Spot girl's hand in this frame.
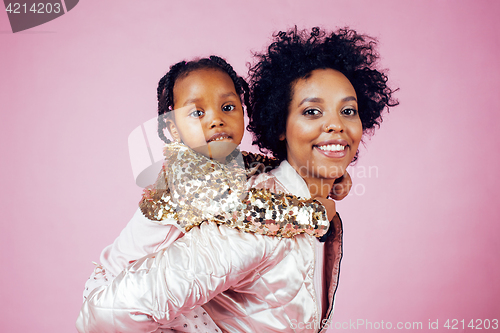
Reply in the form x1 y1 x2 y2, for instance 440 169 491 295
314 197 337 222
329 171 352 201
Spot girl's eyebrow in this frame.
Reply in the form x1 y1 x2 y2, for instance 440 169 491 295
220 92 238 98
182 99 200 107
182 92 237 107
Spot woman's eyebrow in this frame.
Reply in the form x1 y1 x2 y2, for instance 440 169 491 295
298 97 323 106
342 96 357 102
298 96 357 107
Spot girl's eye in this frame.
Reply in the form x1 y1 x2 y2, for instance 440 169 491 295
342 108 358 116
303 108 321 116
189 110 204 118
222 104 235 112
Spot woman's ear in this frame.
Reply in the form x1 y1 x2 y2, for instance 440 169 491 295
166 118 181 142
279 133 286 141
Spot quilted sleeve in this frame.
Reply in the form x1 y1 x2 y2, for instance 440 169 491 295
76 222 280 333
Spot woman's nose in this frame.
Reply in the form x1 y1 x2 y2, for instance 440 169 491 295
323 113 344 133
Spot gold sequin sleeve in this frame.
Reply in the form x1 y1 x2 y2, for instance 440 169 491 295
139 176 177 222
140 186 330 238
139 143 330 238
209 188 329 237
241 151 281 175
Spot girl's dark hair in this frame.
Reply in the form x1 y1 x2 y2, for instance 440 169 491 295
247 27 399 161
157 55 251 143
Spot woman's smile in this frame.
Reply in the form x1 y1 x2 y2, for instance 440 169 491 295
314 139 349 158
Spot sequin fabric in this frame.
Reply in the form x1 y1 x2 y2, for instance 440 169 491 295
139 142 329 238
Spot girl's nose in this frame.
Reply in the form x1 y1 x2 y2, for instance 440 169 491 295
208 110 225 128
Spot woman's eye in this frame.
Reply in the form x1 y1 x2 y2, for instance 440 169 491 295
189 110 204 118
342 108 358 116
222 104 235 112
303 108 321 116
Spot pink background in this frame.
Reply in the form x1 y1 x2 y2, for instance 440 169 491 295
1 1 499 332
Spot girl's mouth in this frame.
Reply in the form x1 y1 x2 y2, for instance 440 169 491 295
207 133 231 143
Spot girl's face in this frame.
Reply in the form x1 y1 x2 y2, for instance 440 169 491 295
167 68 245 161
283 68 363 197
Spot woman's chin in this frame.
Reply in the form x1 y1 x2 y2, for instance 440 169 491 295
314 164 347 181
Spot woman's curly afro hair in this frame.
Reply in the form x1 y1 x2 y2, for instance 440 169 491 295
247 27 398 161
156 55 251 143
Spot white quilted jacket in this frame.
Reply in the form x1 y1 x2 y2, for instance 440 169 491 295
76 161 343 333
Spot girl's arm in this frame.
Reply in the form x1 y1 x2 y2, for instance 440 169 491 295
76 222 281 333
141 145 343 237
141 186 331 238
140 147 333 238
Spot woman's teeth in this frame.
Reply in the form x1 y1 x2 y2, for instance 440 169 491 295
318 144 345 151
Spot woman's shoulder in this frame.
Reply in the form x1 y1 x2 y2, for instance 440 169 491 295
247 171 279 191
246 160 289 195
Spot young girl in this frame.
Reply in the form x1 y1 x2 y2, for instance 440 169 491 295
78 55 350 333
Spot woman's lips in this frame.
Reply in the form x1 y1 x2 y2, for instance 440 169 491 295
314 139 349 158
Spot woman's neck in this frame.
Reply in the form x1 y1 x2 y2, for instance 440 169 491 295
302 176 334 198
285 161 335 198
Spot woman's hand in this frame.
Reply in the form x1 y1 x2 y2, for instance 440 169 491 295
314 197 337 222
329 171 352 201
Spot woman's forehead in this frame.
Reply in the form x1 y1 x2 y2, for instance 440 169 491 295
290 69 356 101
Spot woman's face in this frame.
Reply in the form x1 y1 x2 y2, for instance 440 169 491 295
284 68 363 197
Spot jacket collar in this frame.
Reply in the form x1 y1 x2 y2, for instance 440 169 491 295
271 160 311 199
